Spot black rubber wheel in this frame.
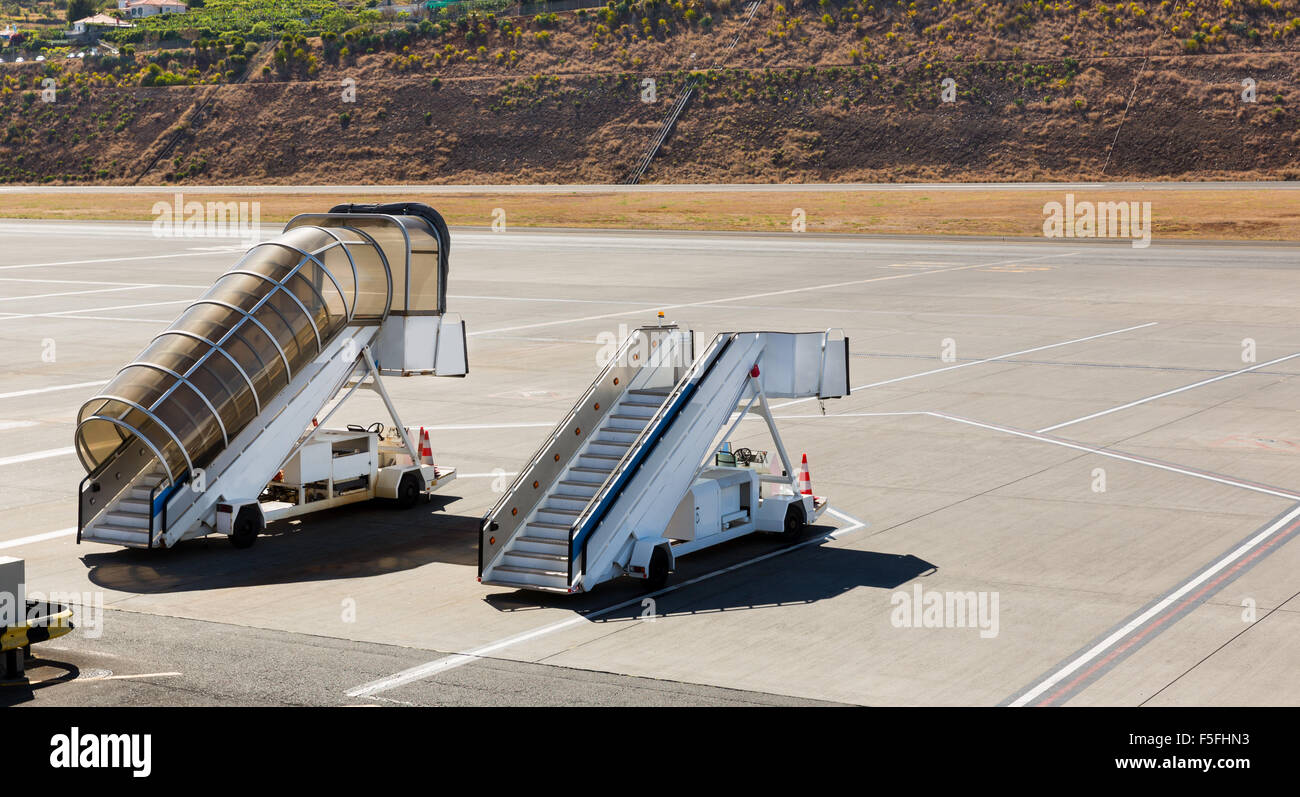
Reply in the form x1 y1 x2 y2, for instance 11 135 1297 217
782 505 807 544
394 472 422 510
645 547 670 591
229 507 262 549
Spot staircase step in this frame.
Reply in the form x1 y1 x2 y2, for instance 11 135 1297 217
557 480 600 495
481 578 571 594
104 511 149 529
526 520 570 532
496 564 568 579
570 466 615 479
81 524 152 547
505 550 569 564
536 507 580 525
596 428 641 442
517 535 568 547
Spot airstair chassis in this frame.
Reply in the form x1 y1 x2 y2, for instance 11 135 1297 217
480 327 849 594
76 203 466 550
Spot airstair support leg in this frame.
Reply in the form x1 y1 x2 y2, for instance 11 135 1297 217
362 346 419 462
753 381 798 488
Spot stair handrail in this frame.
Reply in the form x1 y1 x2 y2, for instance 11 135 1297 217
568 332 738 586
479 325 678 576
147 473 187 550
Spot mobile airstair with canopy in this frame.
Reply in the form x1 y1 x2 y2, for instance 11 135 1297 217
75 202 468 550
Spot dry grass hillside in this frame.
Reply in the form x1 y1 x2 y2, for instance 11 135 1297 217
0 0 1297 184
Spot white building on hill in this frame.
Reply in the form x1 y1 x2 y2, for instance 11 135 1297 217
117 0 188 18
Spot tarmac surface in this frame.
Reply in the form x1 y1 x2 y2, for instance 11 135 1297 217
2 218 1299 706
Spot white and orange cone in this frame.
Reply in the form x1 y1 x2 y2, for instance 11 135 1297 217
419 427 435 466
798 453 813 496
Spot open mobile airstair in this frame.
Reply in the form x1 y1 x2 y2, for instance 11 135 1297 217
75 202 468 549
479 325 851 593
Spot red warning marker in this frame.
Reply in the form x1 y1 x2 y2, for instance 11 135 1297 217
798 453 813 496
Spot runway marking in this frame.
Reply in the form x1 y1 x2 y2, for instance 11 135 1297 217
0 285 157 302
449 294 664 307
31 314 174 324
0 420 39 431
0 252 193 272
0 298 194 322
783 410 1300 501
1005 501 1300 707
100 671 183 681
0 277 209 288
772 321 1158 410
0 446 75 467
426 422 554 430
345 507 868 698
469 252 1080 337
0 380 105 400
1037 350 1300 433
0 527 76 550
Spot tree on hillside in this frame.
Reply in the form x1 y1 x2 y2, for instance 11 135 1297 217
66 0 94 23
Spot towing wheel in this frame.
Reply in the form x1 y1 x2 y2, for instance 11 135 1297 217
645 547 671 592
394 472 422 510
230 507 263 549
782 505 807 544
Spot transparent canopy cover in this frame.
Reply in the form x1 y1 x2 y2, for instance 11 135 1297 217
75 209 446 482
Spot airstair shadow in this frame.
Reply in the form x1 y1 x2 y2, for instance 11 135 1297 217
485 526 937 618
82 497 478 594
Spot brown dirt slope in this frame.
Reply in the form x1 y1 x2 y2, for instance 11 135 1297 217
0 0 1297 184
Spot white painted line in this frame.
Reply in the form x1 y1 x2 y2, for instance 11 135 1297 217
0 527 76 550
773 321 1158 409
772 412 928 420
449 294 661 307
346 508 868 698
33 315 173 324
1037 350 1300 433
454 471 520 479
0 298 194 322
930 412 1300 500
0 380 105 400
426 423 554 430
0 285 156 302
772 409 1300 500
1008 502 1300 707
0 252 191 272
469 252 1080 337
0 277 208 288
0 420 40 431
99 672 183 681
0 446 74 467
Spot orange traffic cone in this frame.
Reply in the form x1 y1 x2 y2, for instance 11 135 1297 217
798 453 813 496
419 427 435 466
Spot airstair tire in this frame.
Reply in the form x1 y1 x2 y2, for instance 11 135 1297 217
229 506 263 549
394 472 422 510
645 546 671 591
782 505 807 544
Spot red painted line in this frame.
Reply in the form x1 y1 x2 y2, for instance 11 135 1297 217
1035 515 1300 706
